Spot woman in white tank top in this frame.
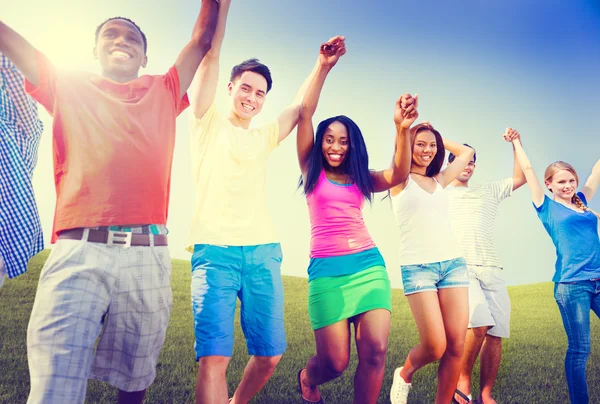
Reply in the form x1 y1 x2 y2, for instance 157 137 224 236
388 122 476 404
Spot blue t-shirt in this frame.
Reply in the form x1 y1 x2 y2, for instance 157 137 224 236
535 192 600 282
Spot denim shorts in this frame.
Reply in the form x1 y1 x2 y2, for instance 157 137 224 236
401 257 468 295
191 243 286 359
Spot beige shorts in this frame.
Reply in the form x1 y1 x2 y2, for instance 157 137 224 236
27 237 172 403
467 265 511 338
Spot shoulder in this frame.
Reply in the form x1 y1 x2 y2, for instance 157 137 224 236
577 191 588 206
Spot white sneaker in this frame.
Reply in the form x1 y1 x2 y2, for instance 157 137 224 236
390 367 412 404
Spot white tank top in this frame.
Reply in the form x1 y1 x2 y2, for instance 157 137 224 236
391 176 462 265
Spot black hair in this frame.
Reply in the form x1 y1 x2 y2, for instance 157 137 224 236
299 115 374 202
448 143 476 163
410 123 446 177
230 59 273 93
95 17 147 53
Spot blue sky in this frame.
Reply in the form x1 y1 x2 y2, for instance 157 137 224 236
4 0 600 287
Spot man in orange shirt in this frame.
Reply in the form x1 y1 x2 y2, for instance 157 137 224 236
0 2 218 403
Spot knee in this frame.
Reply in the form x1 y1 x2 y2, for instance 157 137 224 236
322 354 350 377
445 338 466 358
198 356 231 370
567 340 591 358
198 356 229 372
359 340 388 369
254 355 282 373
422 339 447 362
472 326 490 339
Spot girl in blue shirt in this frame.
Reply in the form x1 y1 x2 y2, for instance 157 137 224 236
508 132 600 404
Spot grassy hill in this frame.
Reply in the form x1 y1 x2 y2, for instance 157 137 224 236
1 251 599 403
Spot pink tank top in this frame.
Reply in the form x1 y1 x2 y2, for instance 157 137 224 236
306 170 376 258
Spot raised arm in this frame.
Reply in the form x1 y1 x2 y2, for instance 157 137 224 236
281 36 346 145
174 0 220 98
582 159 600 202
0 22 40 86
504 133 545 207
297 37 345 175
504 128 527 191
191 0 230 119
370 94 417 192
0 54 43 136
436 139 475 187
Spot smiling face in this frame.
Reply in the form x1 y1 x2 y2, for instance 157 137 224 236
228 71 268 121
321 120 349 168
94 19 147 82
412 130 437 168
456 160 476 182
546 169 578 201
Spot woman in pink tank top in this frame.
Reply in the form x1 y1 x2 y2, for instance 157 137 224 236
295 36 417 404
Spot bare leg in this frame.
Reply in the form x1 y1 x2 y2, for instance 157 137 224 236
118 389 146 404
436 287 469 404
478 335 501 404
230 355 282 404
456 326 489 404
353 309 391 404
399 291 447 384
300 320 351 402
196 356 230 404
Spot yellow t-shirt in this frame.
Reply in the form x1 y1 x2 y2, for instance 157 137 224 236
187 104 280 249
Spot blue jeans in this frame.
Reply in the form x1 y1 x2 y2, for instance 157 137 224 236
554 280 600 404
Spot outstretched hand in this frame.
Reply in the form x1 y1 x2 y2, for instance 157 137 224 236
394 93 419 129
503 127 520 142
319 36 346 68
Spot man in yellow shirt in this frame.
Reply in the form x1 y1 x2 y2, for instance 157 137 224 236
187 2 323 403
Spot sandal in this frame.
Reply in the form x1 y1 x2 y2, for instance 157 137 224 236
297 369 324 404
451 389 472 404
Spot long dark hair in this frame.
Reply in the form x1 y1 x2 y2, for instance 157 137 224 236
410 122 445 177
299 115 374 201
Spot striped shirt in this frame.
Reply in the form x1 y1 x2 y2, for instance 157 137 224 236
447 178 513 269
0 54 44 278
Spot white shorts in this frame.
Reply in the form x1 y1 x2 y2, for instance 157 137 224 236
26 238 173 403
467 265 511 338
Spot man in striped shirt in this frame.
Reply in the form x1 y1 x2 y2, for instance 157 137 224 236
447 129 526 404
0 53 44 288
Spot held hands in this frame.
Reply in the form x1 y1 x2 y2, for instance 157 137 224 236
394 93 419 129
319 36 346 68
502 127 520 143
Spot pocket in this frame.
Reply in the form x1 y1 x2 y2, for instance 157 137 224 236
151 246 172 282
401 263 426 272
39 239 88 282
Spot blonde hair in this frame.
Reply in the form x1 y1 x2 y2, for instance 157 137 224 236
544 161 600 219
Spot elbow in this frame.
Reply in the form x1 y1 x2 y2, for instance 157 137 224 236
192 33 213 54
299 104 313 120
391 165 410 186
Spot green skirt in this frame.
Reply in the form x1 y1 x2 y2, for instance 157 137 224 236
307 265 392 330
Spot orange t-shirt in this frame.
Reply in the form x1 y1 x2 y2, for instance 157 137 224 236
25 52 189 242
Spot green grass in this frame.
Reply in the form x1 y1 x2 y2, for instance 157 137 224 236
1 251 599 403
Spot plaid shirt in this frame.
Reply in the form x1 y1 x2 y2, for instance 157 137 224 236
0 54 44 278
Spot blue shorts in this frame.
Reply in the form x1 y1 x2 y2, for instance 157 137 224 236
401 257 468 295
191 243 287 359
